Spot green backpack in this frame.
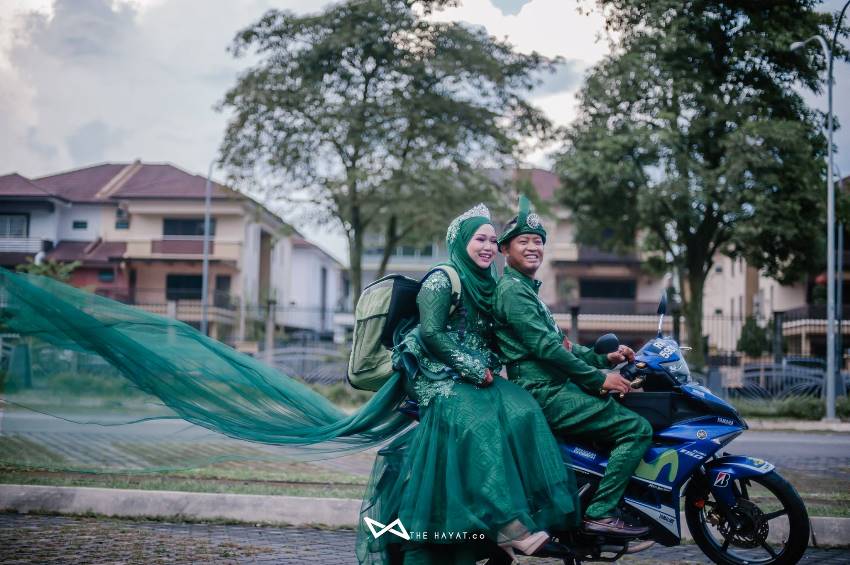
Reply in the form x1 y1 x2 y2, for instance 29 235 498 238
347 266 462 391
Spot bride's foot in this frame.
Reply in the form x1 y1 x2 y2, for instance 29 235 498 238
498 530 550 558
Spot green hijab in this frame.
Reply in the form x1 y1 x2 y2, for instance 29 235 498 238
444 203 497 314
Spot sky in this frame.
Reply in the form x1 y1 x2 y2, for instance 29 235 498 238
1 0 848 263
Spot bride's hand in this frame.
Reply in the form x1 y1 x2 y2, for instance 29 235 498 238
481 368 494 387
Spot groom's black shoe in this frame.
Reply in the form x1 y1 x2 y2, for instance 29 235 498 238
582 516 649 537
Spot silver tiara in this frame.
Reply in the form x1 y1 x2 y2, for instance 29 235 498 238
446 203 491 246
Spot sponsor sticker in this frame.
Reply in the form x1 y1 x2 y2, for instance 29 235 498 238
713 472 730 487
572 447 596 460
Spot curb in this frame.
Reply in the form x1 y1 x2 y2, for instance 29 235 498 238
0 485 360 528
745 419 850 433
2 485 849 547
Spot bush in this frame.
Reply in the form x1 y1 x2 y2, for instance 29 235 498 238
837 396 850 420
310 382 373 408
737 316 770 357
732 396 825 420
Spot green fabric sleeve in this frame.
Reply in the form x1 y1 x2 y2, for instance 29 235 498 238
571 343 611 370
417 272 489 385
501 284 606 393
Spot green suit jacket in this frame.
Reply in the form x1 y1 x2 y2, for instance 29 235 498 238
493 266 610 394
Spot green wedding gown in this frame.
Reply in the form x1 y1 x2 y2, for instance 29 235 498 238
356 269 580 564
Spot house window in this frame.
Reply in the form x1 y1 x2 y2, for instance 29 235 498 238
115 208 130 229
0 214 28 237
72 220 88 230
163 218 215 237
579 279 636 299
166 274 203 300
98 269 115 283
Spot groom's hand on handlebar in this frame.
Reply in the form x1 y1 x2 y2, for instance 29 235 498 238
601 372 631 396
607 345 635 365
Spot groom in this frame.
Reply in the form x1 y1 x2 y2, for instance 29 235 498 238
493 196 652 537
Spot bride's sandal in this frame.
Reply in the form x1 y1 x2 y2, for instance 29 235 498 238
498 530 550 559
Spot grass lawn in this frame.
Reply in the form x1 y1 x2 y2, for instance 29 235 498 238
2 463 847 518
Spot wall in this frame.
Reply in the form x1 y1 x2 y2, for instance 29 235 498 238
56 204 103 242
286 247 341 332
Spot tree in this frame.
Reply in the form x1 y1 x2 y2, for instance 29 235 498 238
737 316 769 358
555 0 848 368
219 0 555 300
16 258 80 282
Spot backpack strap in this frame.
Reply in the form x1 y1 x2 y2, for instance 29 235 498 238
422 265 467 341
423 265 462 315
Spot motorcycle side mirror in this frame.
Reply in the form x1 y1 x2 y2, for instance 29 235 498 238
594 333 620 355
657 292 668 316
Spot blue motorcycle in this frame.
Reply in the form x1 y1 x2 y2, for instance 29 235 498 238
548 293 810 565
396 293 810 565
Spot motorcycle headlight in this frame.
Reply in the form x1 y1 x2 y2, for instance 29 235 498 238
661 359 691 383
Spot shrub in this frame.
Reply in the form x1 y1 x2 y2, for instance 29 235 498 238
732 396 825 420
837 396 850 420
736 316 769 357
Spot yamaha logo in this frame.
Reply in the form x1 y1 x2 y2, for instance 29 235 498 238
696 430 708 440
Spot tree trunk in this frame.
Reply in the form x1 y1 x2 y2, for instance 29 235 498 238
376 215 397 279
681 270 707 371
349 203 364 309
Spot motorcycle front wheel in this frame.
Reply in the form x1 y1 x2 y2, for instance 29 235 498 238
684 470 809 565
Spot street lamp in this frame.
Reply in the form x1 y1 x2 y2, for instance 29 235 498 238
790 0 849 420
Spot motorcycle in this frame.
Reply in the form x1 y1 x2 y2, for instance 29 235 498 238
394 293 810 565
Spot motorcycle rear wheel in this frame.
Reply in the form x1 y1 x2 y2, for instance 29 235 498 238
684 470 809 565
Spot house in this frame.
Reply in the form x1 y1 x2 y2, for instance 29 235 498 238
354 169 668 345
285 236 344 337
0 161 339 341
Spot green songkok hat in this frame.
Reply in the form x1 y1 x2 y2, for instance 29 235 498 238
497 195 547 246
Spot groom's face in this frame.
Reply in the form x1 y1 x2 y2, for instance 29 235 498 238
501 234 544 277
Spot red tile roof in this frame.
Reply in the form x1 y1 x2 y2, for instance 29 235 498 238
112 163 236 199
514 169 560 201
24 162 237 202
47 240 126 265
0 173 57 199
33 164 128 202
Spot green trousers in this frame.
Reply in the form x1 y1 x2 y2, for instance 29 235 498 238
514 378 653 519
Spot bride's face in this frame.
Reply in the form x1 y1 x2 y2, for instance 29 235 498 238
466 224 497 269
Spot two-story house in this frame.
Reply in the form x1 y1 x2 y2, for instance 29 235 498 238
0 161 339 341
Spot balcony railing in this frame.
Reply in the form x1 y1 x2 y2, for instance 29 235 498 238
551 298 659 315
0 237 46 253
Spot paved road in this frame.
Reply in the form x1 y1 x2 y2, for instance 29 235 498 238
1 514 848 565
3 411 849 477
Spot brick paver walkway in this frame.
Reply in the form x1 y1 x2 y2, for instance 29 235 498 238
1 514 847 565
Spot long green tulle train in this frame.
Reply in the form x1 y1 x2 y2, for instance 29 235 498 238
0 268 411 470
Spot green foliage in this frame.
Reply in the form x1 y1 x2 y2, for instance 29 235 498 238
310 381 373 408
732 396 825 420
555 0 846 367
838 395 850 420
16 258 81 282
218 0 557 296
737 316 770 357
